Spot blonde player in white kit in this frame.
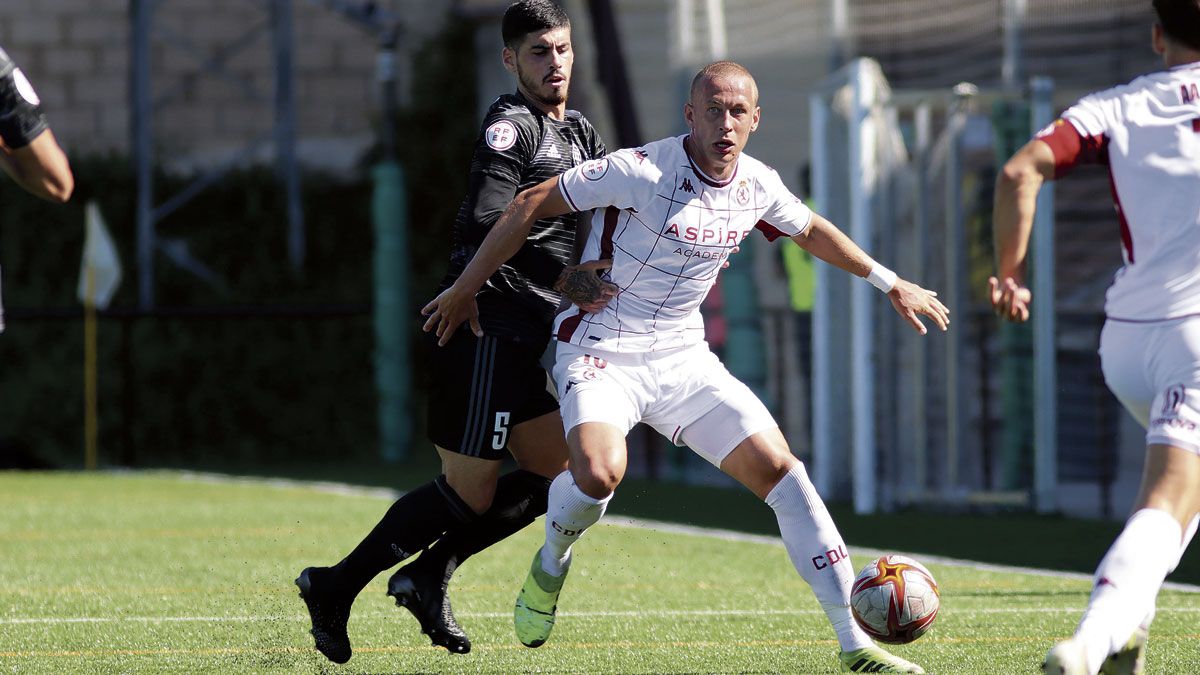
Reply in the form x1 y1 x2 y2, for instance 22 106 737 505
424 61 949 673
990 2 1200 673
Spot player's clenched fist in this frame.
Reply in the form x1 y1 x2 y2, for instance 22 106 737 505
887 278 950 335
0 46 47 150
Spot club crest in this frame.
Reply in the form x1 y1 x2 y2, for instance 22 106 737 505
735 180 751 205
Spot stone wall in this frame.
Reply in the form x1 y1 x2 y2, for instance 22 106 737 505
0 0 449 167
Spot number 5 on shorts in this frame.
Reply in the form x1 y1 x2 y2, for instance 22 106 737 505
492 411 511 450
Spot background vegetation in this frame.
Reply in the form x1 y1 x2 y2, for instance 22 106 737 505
0 20 477 468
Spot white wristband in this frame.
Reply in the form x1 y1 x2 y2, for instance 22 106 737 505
866 263 897 293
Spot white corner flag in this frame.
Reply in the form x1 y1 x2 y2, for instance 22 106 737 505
77 200 122 309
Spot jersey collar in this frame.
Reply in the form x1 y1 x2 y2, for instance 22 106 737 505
681 135 739 188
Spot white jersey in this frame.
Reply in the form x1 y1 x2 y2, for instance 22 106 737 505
553 135 811 352
1046 63 1200 322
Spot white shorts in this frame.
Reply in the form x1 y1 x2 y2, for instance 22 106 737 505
554 341 778 467
1099 317 1200 454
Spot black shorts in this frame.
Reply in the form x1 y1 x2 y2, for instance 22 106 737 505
425 330 559 460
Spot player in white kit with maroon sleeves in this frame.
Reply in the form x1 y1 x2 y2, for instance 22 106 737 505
990 2 1200 673
423 61 949 673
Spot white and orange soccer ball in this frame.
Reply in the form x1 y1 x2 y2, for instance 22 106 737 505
850 555 941 644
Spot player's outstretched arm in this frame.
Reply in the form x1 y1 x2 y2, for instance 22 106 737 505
990 138 1054 323
422 176 572 345
0 46 72 203
791 213 949 335
0 130 73 203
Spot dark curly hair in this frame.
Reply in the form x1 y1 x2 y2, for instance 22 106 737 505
1153 0 1200 51
502 1 570 50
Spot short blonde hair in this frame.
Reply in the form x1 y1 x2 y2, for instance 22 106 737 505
689 61 759 105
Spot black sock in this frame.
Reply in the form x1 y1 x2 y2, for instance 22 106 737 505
330 475 476 599
413 469 552 578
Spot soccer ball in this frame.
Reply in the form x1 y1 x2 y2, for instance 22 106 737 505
850 555 940 644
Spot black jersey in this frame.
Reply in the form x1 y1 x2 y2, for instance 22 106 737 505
441 92 606 346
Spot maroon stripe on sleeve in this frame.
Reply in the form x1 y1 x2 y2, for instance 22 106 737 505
754 219 787 242
1039 119 1108 178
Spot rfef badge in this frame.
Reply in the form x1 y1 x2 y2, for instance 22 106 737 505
485 120 517 151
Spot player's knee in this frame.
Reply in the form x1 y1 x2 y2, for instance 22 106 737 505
742 449 800 498
443 474 497 515
515 452 569 480
572 458 623 499
762 462 794 492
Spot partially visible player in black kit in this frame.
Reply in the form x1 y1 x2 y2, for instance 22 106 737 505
0 44 74 333
296 1 611 663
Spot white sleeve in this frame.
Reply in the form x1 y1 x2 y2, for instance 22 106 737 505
558 147 661 213
758 169 813 239
1060 92 1112 138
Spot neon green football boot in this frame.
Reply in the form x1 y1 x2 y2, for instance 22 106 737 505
1099 626 1148 675
1043 637 1090 675
513 549 569 648
839 645 925 673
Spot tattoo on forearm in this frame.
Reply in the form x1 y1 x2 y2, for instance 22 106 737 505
560 269 607 306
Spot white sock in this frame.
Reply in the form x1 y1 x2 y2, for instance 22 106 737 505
1133 512 1198 634
540 470 611 576
765 463 872 652
1076 508 1182 672
1177 514 1199 568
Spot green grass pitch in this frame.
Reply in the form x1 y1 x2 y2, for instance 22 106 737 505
1 472 1197 673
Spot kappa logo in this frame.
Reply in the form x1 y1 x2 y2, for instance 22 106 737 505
679 178 696 194
1161 384 1187 416
485 119 518 151
581 158 610 181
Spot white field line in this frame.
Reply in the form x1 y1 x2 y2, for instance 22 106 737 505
164 471 1200 595
162 469 403 501
5 605 1200 626
602 516 1200 593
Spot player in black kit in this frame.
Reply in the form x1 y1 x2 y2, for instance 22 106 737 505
0 45 73 332
296 1 612 663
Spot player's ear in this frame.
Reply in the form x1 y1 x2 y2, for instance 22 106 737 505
1152 23 1166 56
750 107 761 133
501 47 517 74
683 102 694 130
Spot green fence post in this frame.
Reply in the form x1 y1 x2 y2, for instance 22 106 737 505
991 99 1034 489
373 160 410 462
